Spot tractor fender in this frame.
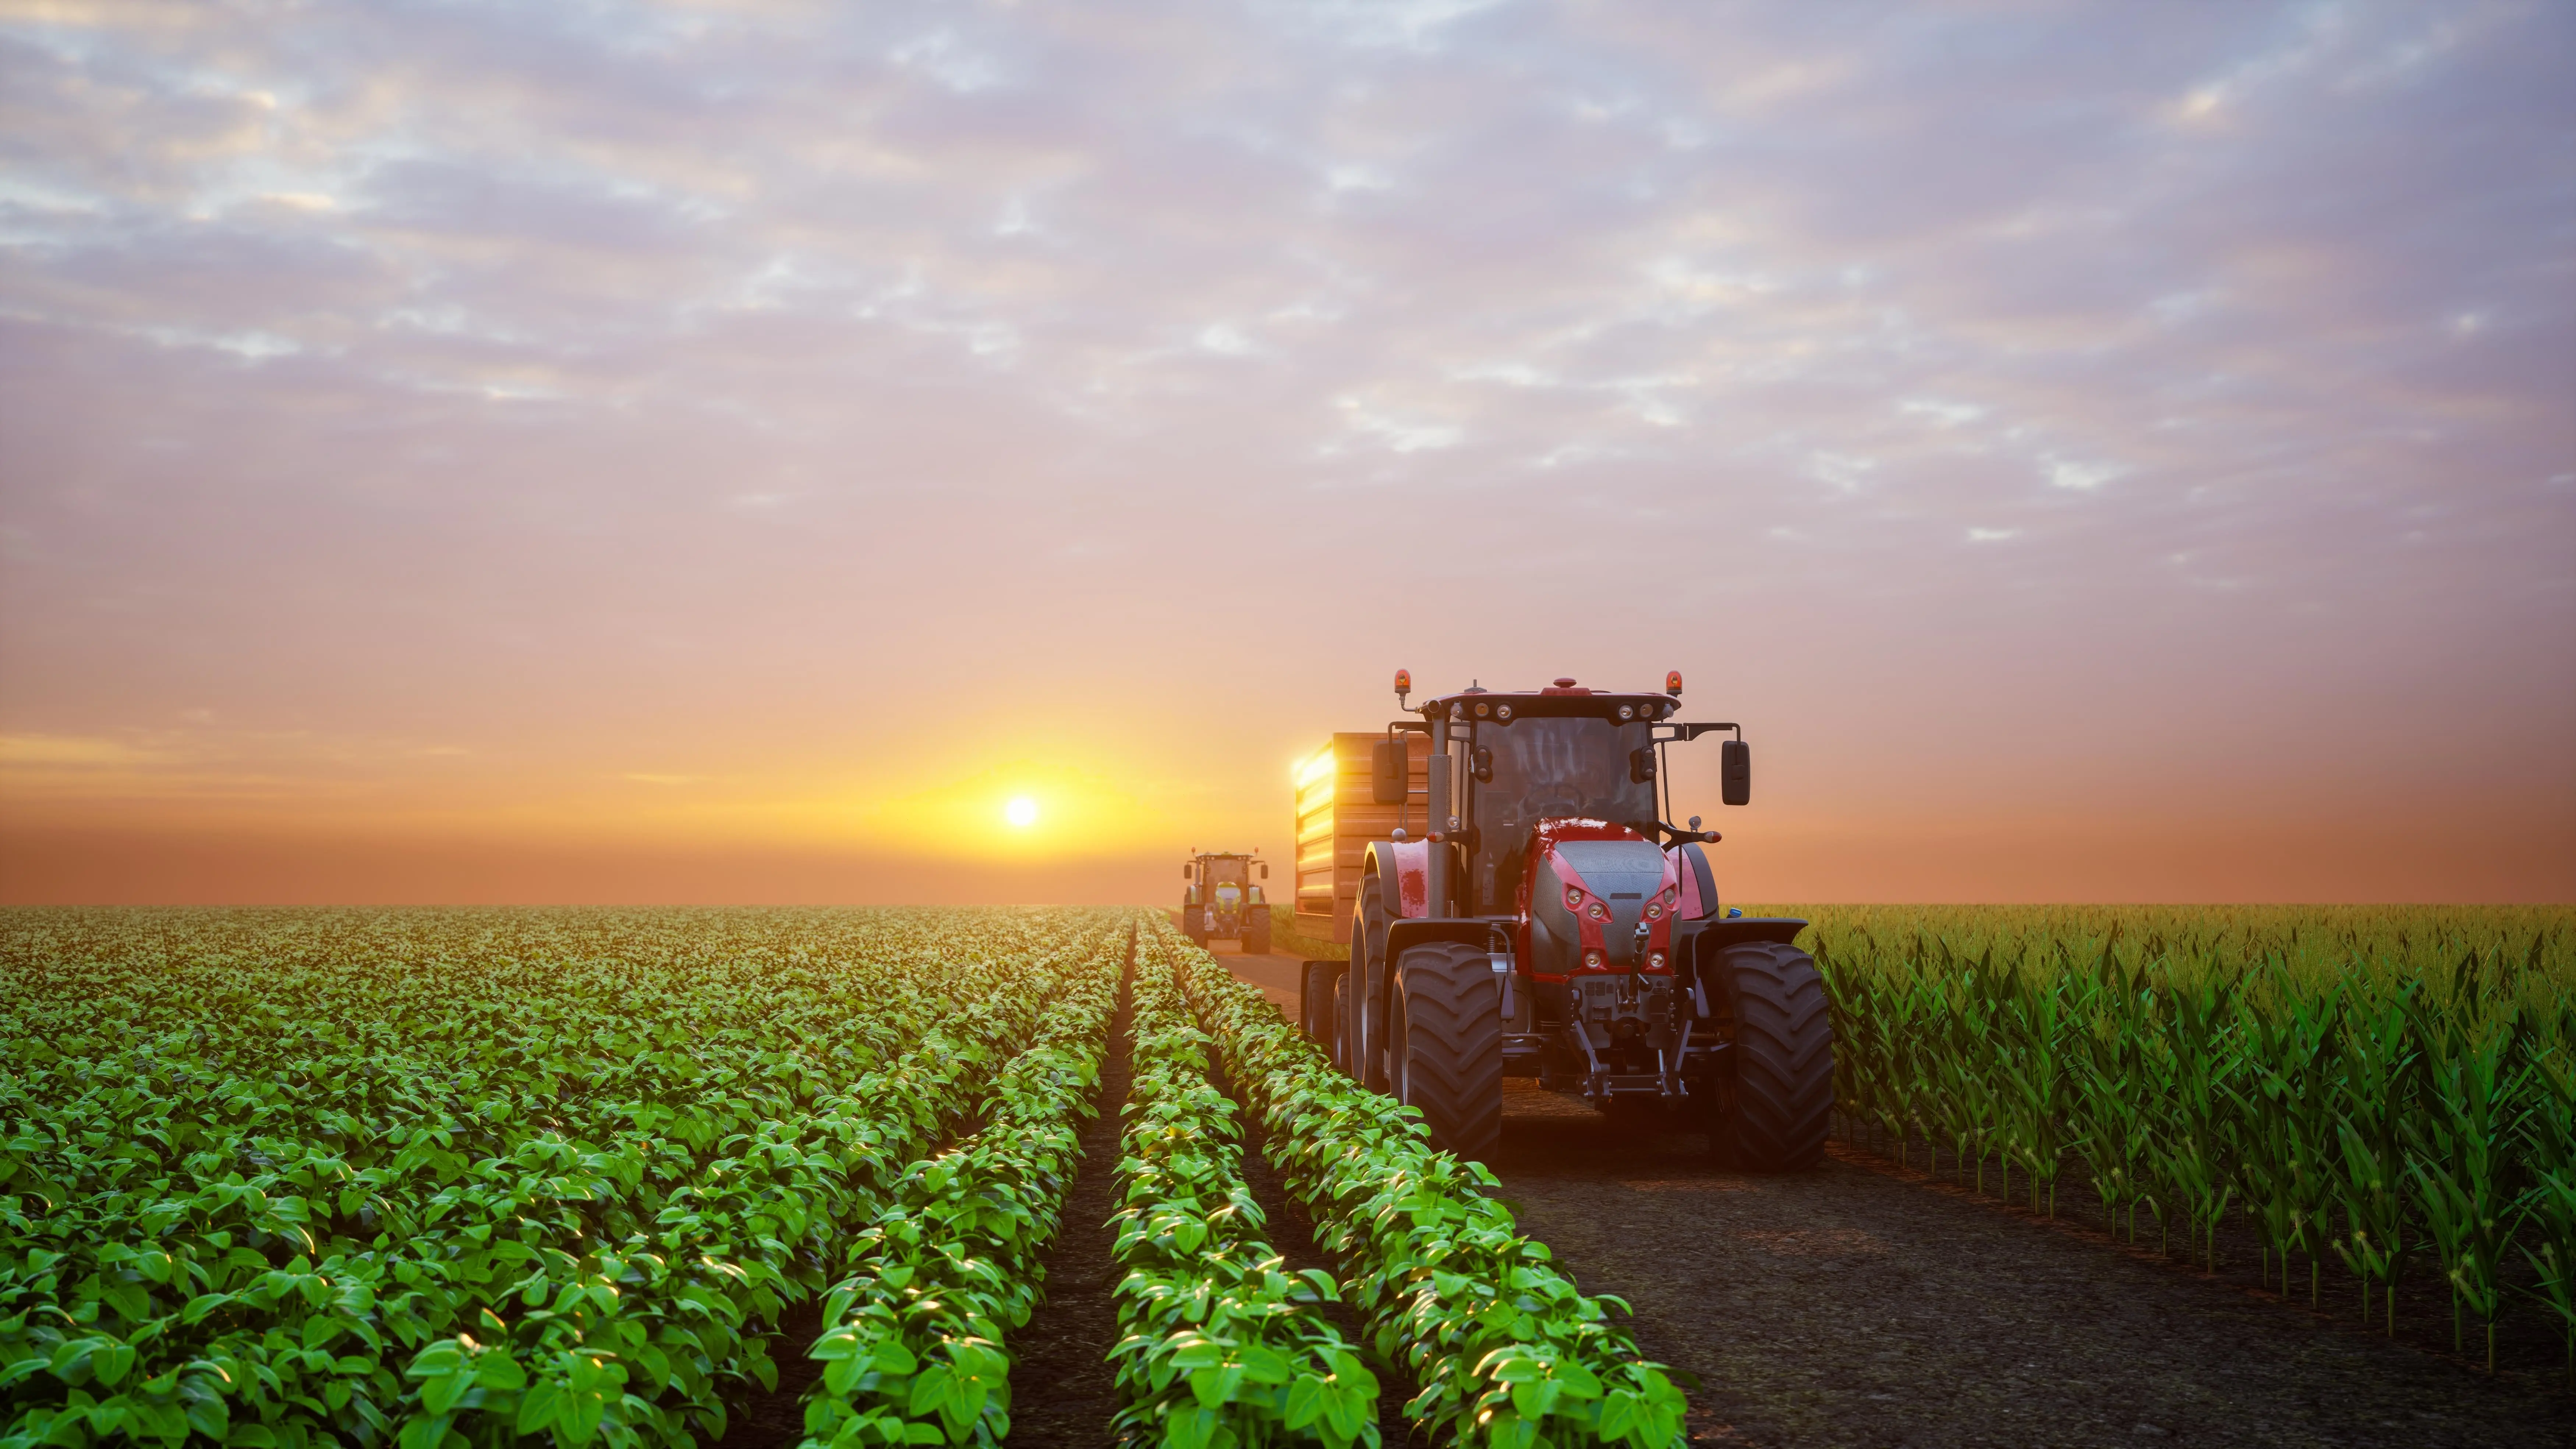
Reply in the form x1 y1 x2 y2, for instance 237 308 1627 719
1678 916 1811 991
1673 842 1720 919
1362 838 1431 922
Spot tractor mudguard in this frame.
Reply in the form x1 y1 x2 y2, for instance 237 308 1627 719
1362 838 1431 921
1676 916 1810 985
1674 842 1720 919
1687 916 1808 950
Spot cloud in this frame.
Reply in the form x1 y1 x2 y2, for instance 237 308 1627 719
0 734 166 766
0 0 2568 898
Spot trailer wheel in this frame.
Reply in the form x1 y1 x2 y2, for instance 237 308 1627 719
1392 942 1503 1161
1711 940 1834 1170
1300 961 1340 1043
1330 966 1357 1076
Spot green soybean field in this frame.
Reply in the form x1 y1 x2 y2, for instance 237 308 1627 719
0 909 1683 1449
7 905 2572 1449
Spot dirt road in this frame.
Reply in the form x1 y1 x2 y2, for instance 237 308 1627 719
1211 954 2572 1449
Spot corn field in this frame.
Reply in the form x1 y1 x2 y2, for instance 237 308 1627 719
1800 904 2576 1379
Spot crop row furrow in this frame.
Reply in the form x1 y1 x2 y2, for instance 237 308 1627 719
1158 921 1688 1449
793 926 1125 1448
1107 933 1380 1449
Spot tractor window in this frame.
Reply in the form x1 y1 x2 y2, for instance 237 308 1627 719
1205 858 1248 885
1472 716 1656 910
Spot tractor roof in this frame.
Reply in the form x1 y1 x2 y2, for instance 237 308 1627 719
1411 679 1680 723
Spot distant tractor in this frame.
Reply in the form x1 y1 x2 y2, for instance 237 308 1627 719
1181 851 1271 953
1294 671 1833 1169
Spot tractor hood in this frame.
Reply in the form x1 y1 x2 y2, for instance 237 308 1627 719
1525 819 1678 974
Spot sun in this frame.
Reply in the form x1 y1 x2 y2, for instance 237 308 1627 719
1004 796 1039 828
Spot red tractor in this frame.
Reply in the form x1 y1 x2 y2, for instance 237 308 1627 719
1295 670 1833 1168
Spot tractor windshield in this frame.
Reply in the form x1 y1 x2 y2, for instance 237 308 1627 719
1204 858 1247 885
1470 715 1656 911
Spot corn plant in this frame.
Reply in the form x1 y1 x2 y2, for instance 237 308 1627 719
1808 904 2574 1367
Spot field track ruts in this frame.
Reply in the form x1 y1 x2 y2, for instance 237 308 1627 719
1000 949 1137 1445
1489 1085 2572 1449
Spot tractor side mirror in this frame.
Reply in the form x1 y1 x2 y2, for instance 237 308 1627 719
1721 739 1751 806
1471 747 1493 783
1628 747 1656 785
1259 862 1268 878
1372 737 1407 805
1182 863 1193 878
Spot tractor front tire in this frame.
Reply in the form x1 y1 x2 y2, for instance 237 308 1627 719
1712 940 1834 1170
1392 943 1503 1161
1244 910 1273 955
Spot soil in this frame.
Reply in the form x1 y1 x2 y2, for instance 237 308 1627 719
714 1298 824 1449
1830 1113 2572 1385
1488 1084 2575 1448
1002 960 1138 1446
1220 1065 1429 1443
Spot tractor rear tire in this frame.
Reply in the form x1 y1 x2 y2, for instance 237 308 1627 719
1712 940 1834 1170
1391 943 1503 1161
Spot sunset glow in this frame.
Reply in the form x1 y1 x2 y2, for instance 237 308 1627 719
0 4 2566 906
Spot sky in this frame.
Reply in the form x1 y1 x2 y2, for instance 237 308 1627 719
1 0 2570 906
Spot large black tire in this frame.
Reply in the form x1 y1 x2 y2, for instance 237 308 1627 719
1391 943 1503 1161
1244 911 1273 955
1346 892 1393 1090
1300 962 1340 1042
1330 966 1356 1075
1710 941 1834 1170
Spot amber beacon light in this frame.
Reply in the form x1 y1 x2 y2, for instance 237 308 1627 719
1666 670 1683 696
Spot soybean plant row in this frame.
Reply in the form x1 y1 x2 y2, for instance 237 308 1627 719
1164 922 1691 1449
1103 934 1379 1448
1 910 1126 1449
1816 908 2576 1376
6 909 1696 1449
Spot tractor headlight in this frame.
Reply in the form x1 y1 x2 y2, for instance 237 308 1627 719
1648 952 1666 969
1643 901 1663 921
1584 950 1603 968
1496 704 1513 722
1585 901 1608 921
1564 886 1583 910
1475 701 1490 717
1618 704 1634 720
